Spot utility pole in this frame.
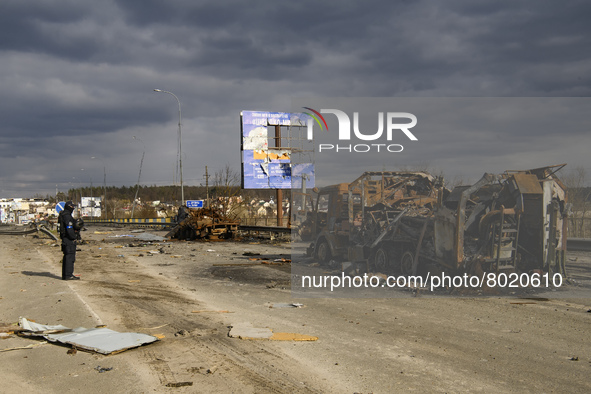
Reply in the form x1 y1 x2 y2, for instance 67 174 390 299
102 166 106 219
204 166 210 208
131 136 145 219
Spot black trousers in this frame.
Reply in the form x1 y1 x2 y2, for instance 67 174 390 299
61 239 76 278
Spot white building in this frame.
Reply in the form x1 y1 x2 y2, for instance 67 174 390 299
0 198 51 224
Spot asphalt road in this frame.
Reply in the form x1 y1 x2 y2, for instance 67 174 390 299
1 226 590 393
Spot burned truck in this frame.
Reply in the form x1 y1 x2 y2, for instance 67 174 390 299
305 166 568 276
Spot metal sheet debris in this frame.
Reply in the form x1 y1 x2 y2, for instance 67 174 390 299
19 317 158 355
229 323 318 341
229 323 273 339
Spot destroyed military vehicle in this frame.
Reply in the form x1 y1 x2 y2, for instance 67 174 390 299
303 166 568 277
167 207 239 240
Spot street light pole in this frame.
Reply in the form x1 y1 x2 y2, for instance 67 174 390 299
131 136 145 219
153 89 184 206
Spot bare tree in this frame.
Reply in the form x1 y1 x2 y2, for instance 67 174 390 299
211 164 244 220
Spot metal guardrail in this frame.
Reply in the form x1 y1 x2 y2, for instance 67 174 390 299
82 218 293 234
0 224 59 241
567 238 591 252
83 218 173 226
238 225 291 234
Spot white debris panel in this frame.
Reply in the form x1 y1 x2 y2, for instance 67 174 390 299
19 317 158 355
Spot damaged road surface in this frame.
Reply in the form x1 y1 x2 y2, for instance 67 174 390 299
1 225 590 393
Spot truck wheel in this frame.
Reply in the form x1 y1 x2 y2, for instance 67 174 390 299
400 251 414 276
315 240 331 264
373 247 389 274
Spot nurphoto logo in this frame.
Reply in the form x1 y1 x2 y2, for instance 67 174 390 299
303 108 418 153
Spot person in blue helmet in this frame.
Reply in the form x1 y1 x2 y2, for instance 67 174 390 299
58 201 82 280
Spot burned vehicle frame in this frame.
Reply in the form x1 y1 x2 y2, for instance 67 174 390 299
306 166 569 278
167 207 239 241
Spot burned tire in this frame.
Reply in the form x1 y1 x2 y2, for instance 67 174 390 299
400 250 414 276
315 239 332 264
373 247 389 274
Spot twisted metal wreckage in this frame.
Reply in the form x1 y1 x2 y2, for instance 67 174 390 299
303 164 569 277
166 207 239 240
0 222 58 241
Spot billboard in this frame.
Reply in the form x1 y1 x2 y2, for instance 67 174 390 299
81 196 102 208
80 197 102 217
240 111 315 189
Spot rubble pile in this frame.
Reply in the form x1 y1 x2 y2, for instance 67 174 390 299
349 172 446 247
167 207 239 240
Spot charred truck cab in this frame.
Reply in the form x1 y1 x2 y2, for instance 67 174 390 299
306 166 569 278
307 183 351 265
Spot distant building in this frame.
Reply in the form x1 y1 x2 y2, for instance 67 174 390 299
0 198 50 224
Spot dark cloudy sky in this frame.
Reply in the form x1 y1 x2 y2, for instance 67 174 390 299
1 0 590 199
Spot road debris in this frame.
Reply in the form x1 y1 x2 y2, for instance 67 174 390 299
206 366 218 374
18 317 158 355
269 332 318 341
229 323 318 341
270 303 305 308
191 310 233 313
167 207 238 240
228 323 272 339
140 324 169 330
0 323 25 334
174 329 191 337
166 382 193 388
0 341 48 352
0 223 58 241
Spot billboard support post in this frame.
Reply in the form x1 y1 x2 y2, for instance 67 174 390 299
275 124 283 226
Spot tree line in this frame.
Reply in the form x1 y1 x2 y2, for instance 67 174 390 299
46 184 287 205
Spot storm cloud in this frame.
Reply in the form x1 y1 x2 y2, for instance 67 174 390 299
0 0 589 197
